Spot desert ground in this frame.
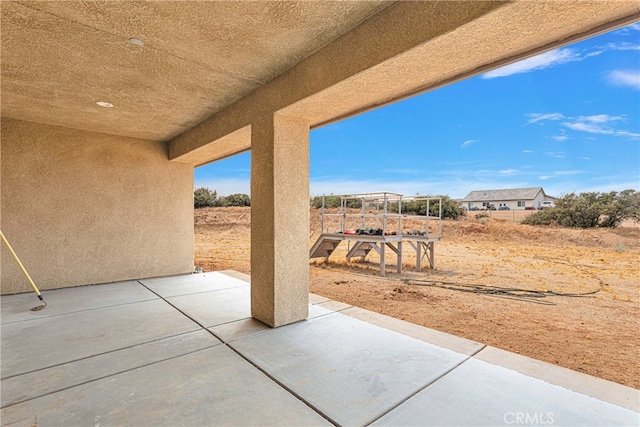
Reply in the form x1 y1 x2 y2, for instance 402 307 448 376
194 206 639 389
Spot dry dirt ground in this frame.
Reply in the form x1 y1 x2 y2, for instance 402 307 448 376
194 206 640 389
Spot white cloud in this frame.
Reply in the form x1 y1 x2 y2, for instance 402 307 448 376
525 112 565 125
522 150 534 153
483 36 640 80
482 48 580 79
553 170 585 176
460 139 477 148
561 114 639 138
563 122 607 133
603 42 640 51
530 113 639 140
578 114 623 123
580 157 591 161
545 152 566 159
584 50 604 58
616 130 640 138
536 170 584 182
606 70 640 90
499 169 518 175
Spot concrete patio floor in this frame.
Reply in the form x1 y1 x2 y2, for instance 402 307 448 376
1 271 638 426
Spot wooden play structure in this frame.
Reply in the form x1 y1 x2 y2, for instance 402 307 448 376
309 192 442 276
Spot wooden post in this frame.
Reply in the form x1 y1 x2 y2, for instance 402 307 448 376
429 242 435 268
380 241 385 277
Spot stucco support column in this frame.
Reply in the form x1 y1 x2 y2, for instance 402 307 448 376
251 113 310 327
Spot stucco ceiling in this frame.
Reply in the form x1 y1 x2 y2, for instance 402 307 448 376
0 1 392 142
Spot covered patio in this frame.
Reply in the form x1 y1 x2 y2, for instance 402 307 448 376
2 272 637 426
3 0 640 326
2 2 640 425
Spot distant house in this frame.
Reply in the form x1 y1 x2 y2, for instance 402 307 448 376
460 187 556 210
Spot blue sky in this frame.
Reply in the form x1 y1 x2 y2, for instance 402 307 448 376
195 23 640 199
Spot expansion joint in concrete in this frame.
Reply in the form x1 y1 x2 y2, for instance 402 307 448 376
224 340 339 427
0 341 215 410
364 344 488 426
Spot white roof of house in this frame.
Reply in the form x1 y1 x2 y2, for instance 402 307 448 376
461 187 550 202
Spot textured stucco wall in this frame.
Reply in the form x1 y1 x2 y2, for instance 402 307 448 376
251 114 310 327
0 118 194 294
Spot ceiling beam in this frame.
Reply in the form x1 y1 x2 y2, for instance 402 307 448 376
169 1 640 165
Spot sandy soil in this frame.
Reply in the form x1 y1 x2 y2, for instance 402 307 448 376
194 206 640 389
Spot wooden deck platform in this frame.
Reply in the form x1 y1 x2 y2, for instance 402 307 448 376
309 192 443 276
310 232 440 276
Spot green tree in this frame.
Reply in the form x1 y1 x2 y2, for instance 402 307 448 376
194 187 217 209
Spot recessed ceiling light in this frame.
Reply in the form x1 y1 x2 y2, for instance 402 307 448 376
96 101 114 108
128 38 144 46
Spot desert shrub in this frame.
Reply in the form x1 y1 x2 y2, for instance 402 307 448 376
440 196 465 219
194 187 217 209
310 195 341 209
475 213 489 220
346 198 363 209
195 188 252 208
400 196 464 220
523 190 639 228
219 193 251 207
521 208 560 226
598 189 640 227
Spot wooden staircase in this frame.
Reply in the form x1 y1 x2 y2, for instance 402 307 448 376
346 241 375 261
309 235 343 259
